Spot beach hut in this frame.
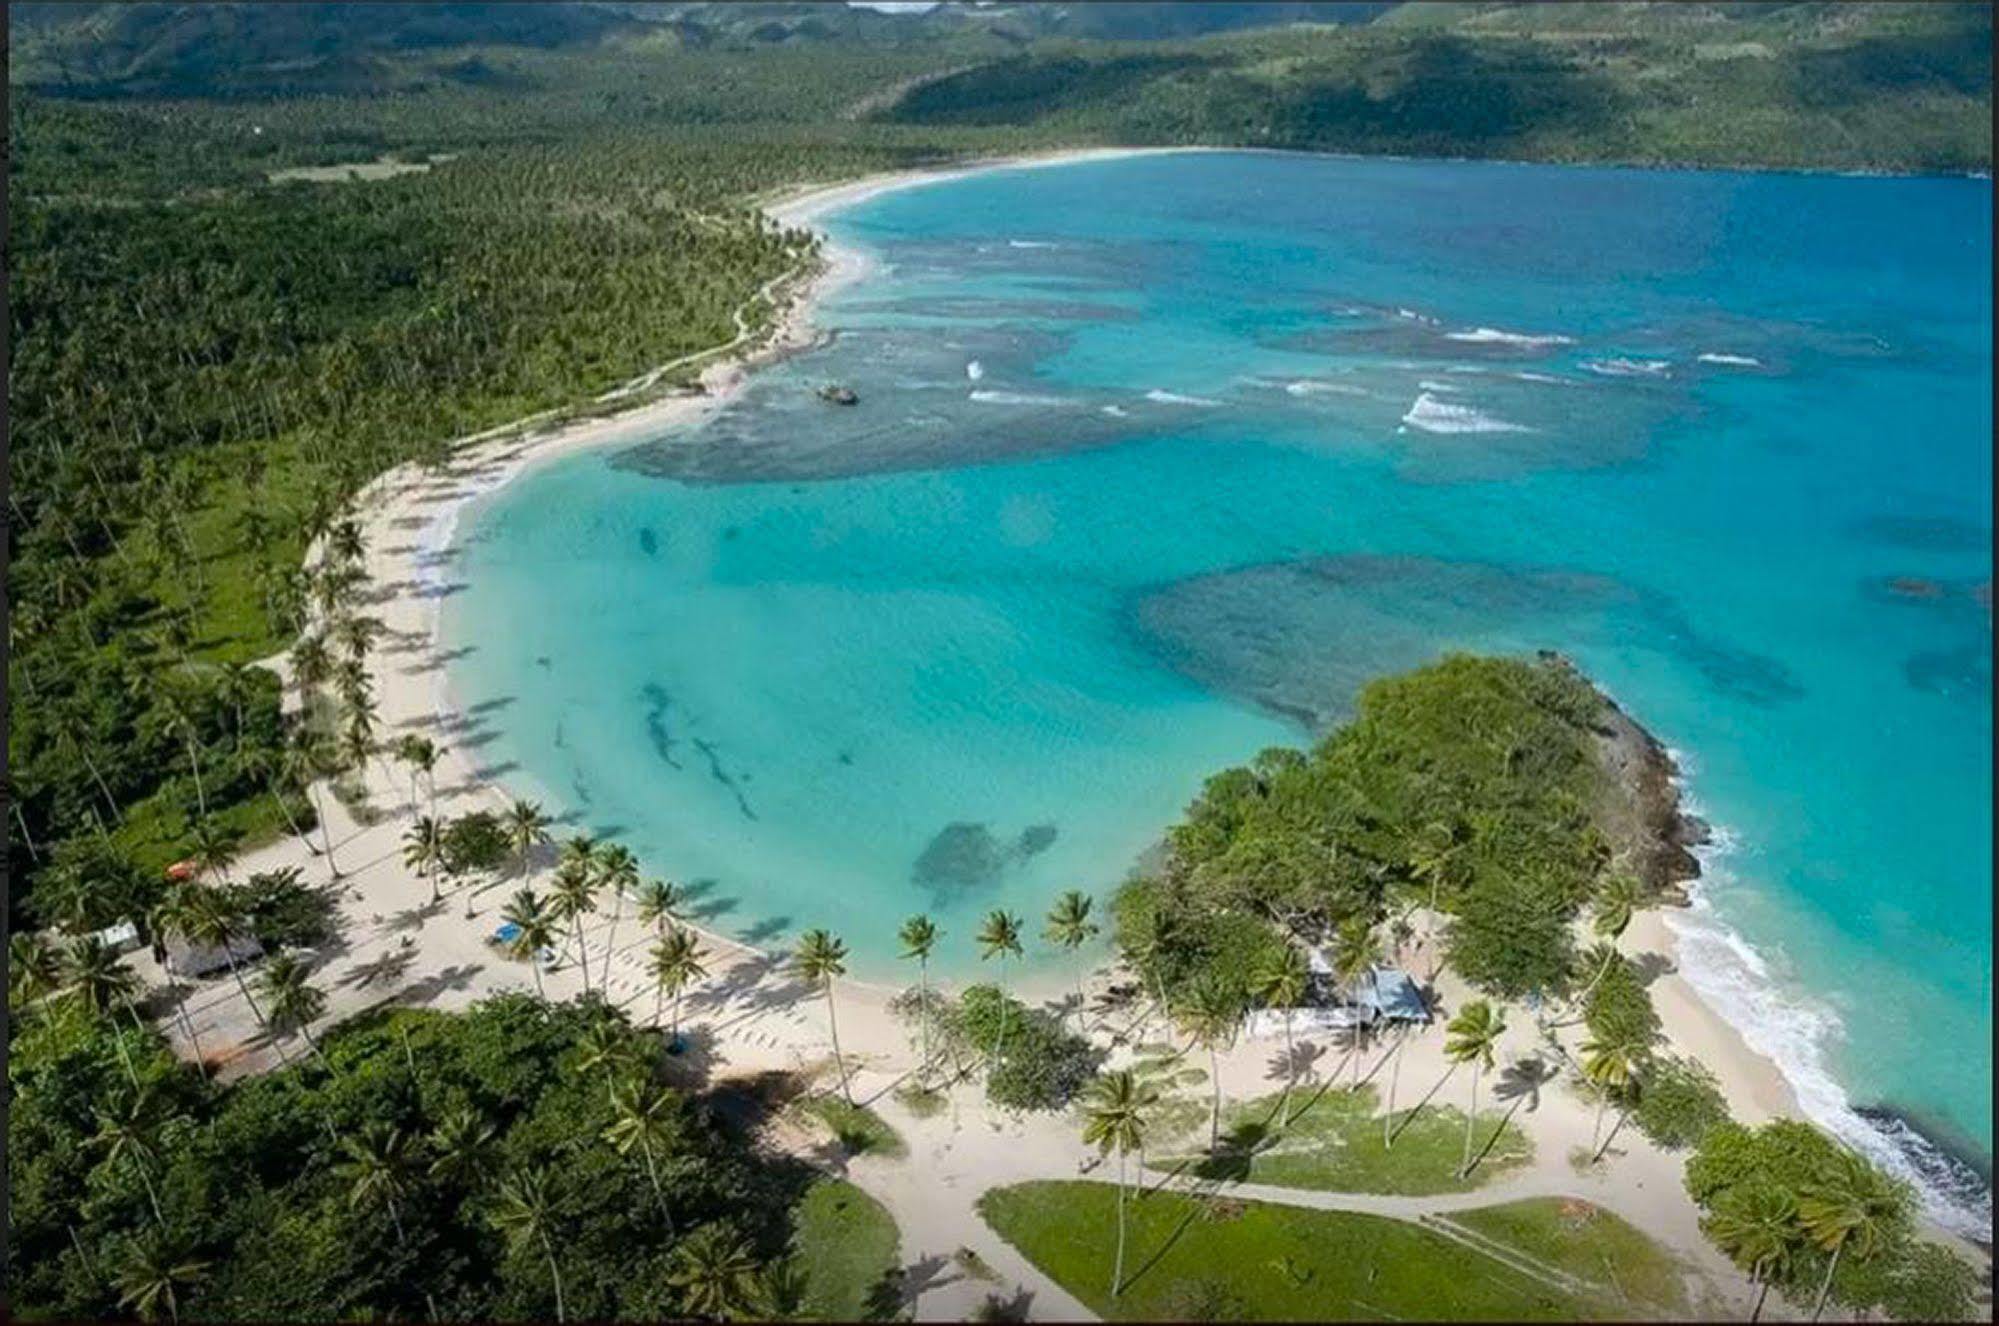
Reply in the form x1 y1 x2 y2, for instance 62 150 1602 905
1354 966 1430 1025
164 932 264 979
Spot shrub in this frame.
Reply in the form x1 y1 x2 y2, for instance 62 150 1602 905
1631 1055 1729 1149
950 984 1103 1112
1582 955 1662 1050
440 811 509 875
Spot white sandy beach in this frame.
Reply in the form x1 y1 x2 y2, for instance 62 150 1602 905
138 146 1922 1320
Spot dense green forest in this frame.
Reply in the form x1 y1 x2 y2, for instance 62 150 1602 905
7 986 892 1319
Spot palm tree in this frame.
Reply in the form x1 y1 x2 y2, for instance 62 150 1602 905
1081 1069 1158 1298
288 631 332 710
428 1104 498 1188
395 734 439 821
238 740 315 854
897 913 941 1081
179 887 266 1028
91 1085 171 1226
605 1080 682 1231
1580 1033 1644 1164
1408 819 1461 955
154 690 210 820
503 799 551 885
501 888 558 999
669 1222 762 1321
336 1121 417 1245
146 884 211 1069
975 909 1024 1068
575 1015 643 1105
636 877 686 937
1797 1149 1910 1322
259 952 330 1069
1332 917 1384 1091
1569 873 1642 1010
595 843 640 990
549 859 598 993
11 929 66 1005
1174 974 1244 1151
186 817 242 884
403 816 444 900
284 727 342 876
1043 891 1099 1032
1444 999 1506 1178
1707 1184 1801 1323
650 926 708 1042
792 929 852 1105
1251 943 1309 1126
115 1229 209 1323
62 935 146 1087
490 1167 567 1324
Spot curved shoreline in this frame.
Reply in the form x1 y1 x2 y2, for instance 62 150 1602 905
310 145 1980 1241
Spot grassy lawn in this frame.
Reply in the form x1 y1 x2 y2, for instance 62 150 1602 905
794 1094 909 1161
791 1178 901 1321
1449 1198 1690 1317
980 1180 1662 1321
1152 1082 1532 1197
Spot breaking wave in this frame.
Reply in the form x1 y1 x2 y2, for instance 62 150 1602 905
1698 351 1763 367
1399 391 1531 435
1145 389 1221 407
1445 326 1576 348
969 389 1066 406
966 360 985 381
1583 356 1674 378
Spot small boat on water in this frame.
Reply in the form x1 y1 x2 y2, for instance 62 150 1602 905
817 383 859 405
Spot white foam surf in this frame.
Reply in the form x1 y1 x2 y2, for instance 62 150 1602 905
1698 351 1763 367
1665 770 1994 1238
968 389 1065 406
1144 389 1221 407
1582 356 1673 378
1281 379 1368 397
1007 239 1057 249
1445 325 1576 348
966 359 985 381
1399 391 1531 435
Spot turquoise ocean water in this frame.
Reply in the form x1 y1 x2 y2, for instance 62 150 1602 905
440 152 1991 1225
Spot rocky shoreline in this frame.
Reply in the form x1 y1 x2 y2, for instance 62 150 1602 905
1541 650 1708 904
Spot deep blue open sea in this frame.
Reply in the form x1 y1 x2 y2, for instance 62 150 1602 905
441 151 1991 1227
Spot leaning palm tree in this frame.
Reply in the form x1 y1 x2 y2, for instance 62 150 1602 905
62 935 146 1086
145 884 211 1069
179 886 266 1028
502 799 551 886
1707 1184 1802 1323
649 926 708 1042
186 818 242 885
594 843 640 990
1081 1069 1158 1299
605 1080 682 1231
897 913 941 1081
574 1015 643 1105
402 816 444 901
1569 873 1643 1010
115 1228 209 1323
1444 999 1506 1178
428 1103 498 1188
548 859 598 994
1043 891 1099 1032
669 1222 762 1321
1174 974 1244 1151
1796 1148 1911 1322
1580 1033 1644 1163
91 1085 172 1226
1251 943 1310 1126
395 734 440 821
792 929 853 1105
975 909 1025 1068
501 888 558 1000
490 1167 567 1323
259 952 330 1069
335 1121 417 1245
1332 917 1384 1091
284 727 343 876
636 878 686 937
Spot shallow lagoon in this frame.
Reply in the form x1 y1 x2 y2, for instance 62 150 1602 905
443 152 1991 1213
